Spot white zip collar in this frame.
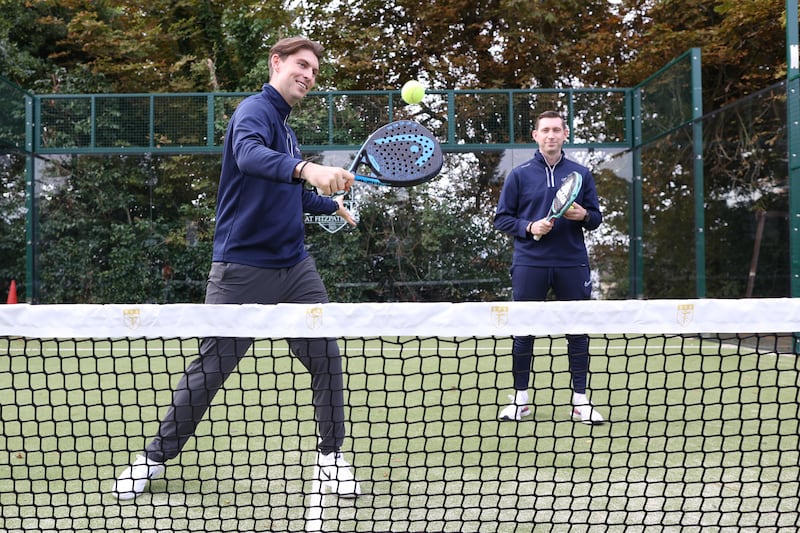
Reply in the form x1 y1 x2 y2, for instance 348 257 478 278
539 151 563 187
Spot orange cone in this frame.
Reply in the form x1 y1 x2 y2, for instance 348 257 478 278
7 279 17 304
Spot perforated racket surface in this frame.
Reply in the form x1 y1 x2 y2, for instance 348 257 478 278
349 120 443 187
533 171 583 241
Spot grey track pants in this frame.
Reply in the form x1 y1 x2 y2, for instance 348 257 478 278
144 257 346 463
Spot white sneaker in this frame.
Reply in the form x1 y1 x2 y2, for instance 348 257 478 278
498 393 531 421
571 400 605 425
316 452 361 498
111 455 165 500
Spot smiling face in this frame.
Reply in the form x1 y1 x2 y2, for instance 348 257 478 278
269 47 319 106
532 116 569 161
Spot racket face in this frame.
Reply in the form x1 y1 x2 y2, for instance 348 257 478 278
352 120 443 186
549 171 583 218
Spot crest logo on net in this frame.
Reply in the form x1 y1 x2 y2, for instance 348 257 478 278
491 305 509 327
122 308 141 330
306 307 323 330
676 303 694 326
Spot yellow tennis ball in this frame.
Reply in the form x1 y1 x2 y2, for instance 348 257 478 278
401 80 426 104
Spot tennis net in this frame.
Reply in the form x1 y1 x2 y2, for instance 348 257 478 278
1 299 799 532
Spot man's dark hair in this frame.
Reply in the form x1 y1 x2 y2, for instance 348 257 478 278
269 37 324 64
535 110 567 130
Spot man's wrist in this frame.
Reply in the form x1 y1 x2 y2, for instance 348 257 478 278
294 160 310 180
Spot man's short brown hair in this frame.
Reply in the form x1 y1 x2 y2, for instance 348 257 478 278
535 110 567 130
268 36 324 74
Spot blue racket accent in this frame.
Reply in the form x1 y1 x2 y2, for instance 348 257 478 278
354 174 384 185
367 154 381 172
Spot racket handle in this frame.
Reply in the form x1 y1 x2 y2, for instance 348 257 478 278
355 174 386 186
532 213 558 240
330 174 386 196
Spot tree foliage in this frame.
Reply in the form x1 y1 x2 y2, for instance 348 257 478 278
33 154 217 303
0 0 296 93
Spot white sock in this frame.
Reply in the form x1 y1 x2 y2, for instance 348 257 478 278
573 392 589 406
514 390 529 405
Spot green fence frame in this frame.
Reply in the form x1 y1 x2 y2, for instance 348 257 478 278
30 88 632 154
18 85 635 302
9 44 796 313
1 54 701 303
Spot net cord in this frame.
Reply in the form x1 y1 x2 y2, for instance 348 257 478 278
1 298 798 339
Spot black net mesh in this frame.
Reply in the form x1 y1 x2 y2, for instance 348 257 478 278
1 301 798 532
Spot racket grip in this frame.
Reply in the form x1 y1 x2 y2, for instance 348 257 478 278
355 174 386 186
533 234 542 241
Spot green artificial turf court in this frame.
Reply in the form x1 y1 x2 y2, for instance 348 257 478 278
1 334 798 532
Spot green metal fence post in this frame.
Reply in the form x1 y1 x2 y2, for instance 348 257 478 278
691 48 705 298
25 93 36 302
787 0 800 353
207 94 215 147
630 87 644 298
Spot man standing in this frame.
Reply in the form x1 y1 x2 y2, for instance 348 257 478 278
112 36 362 499
494 110 605 425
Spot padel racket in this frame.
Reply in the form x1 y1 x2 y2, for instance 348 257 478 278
533 170 583 241
348 120 443 187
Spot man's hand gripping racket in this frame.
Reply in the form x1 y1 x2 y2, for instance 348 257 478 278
337 120 444 195
533 171 583 241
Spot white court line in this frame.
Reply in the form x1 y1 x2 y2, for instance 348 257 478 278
305 465 328 533
305 483 323 532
